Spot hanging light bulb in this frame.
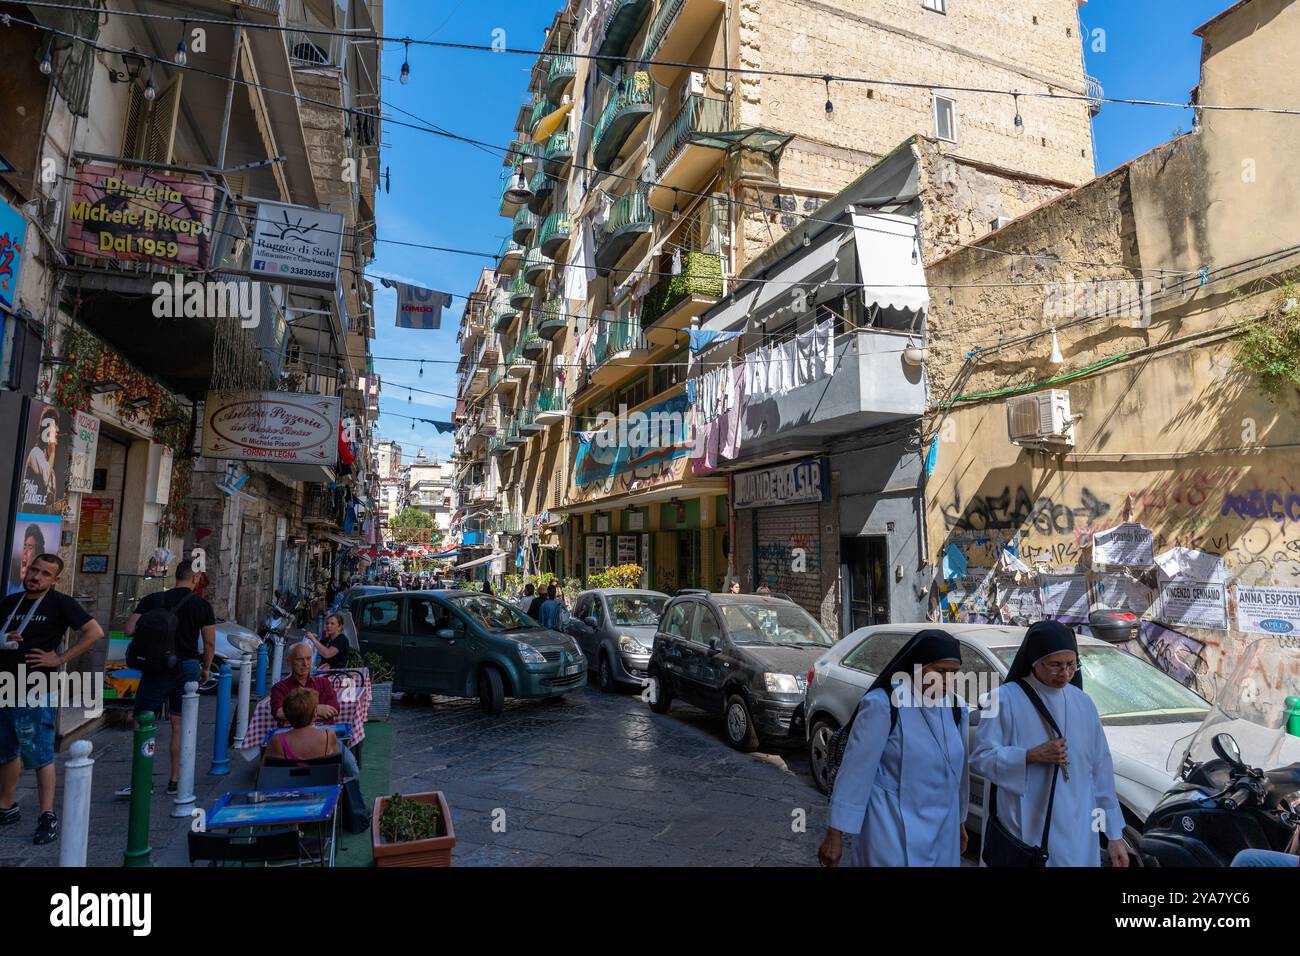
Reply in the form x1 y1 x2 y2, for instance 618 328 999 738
400 41 411 85
39 41 52 76
1049 328 1064 366
1013 92 1023 131
803 230 811 248
823 76 834 116
671 189 681 222
418 361 425 378
344 119 353 151
175 23 188 65
144 73 157 101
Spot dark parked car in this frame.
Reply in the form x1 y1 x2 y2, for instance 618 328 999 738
354 590 586 714
645 593 837 751
564 589 669 692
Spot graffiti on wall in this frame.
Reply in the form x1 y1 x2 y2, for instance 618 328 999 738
756 532 822 585
943 485 1111 535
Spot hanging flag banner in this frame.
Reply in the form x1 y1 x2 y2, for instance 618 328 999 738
202 391 341 466
0 197 29 312
382 278 453 330
689 328 744 353
1235 586 1300 635
249 199 345 289
64 161 218 269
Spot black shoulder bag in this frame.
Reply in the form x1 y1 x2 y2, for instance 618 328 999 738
981 679 1064 868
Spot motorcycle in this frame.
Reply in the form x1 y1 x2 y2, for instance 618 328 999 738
1138 635 1300 866
260 592 295 642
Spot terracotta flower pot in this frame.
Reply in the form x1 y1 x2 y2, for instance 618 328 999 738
371 791 456 867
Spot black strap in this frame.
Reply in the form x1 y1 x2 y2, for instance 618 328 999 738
988 680 1064 857
168 590 196 614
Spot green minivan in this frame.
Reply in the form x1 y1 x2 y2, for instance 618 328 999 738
354 590 587 714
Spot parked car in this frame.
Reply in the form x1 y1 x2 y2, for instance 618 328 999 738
803 623 1212 855
564 589 669 692
353 590 587 714
343 584 396 611
645 593 837 751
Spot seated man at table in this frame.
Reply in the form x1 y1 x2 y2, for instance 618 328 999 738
264 687 340 763
270 642 340 724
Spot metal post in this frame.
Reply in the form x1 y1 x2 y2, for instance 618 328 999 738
234 653 253 749
59 740 93 868
255 642 269 697
171 682 200 818
124 712 156 867
216 18 245 170
270 636 285 686
208 664 232 776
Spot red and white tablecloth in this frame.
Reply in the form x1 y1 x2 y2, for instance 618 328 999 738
239 668 372 760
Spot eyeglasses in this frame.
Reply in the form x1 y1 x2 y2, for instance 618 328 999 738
1038 659 1080 674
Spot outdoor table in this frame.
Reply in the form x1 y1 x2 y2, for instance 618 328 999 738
205 785 342 867
240 668 371 762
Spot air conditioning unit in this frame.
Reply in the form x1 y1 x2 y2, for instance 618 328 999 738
1006 388 1076 448
683 71 707 101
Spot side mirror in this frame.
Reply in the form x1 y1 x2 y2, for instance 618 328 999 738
707 639 721 655
1212 733 1246 770
584 617 598 628
435 628 455 640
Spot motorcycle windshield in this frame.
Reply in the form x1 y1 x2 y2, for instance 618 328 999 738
1167 636 1300 775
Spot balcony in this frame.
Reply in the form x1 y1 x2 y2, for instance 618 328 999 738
489 363 516 395
496 513 525 535
736 330 926 460
488 424 513 456
545 53 577 103
521 321 547 360
539 213 572 260
591 316 650 387
512 207 539 246
538 297 568 340
593 74 655 171
527 171 555 215
596 0 653 69
519 407 544 435
303 487 343 528
493 300 520 333
505 417 528 445
499 167 527 218
529 94 550 135
642 251 724 346
543 131 574 178
523 247 552 287
507 343 533 379
595 191 654 272
642 0 725 84
499 239 525 274
508 273 535 309
461 530 486 547
649 95 731 212
536 386 569 425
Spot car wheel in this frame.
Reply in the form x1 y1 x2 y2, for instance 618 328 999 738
646 671 672 714
724 694 760 753
808 718 838 795
597 653 616 693
477 667 505 715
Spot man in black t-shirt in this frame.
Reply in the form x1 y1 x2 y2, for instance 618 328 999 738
117 560 216 799
0 554 104 845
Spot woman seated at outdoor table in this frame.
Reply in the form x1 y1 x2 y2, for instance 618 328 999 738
305 613 351 670
264 687 340 764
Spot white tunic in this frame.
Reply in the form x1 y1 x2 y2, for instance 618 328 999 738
829 680 970 867
970 676 1124 867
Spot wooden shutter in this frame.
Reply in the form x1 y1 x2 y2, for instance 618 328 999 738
142 75 183 165
120 81 148 159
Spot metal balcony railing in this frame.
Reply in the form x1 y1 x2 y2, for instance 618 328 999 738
594 315 648 365
537 386 568 413
287 27 347 68
643 0 687 58
539 213 572 258
523 246 552 285
593 74 654 157
641 251 724 327
546 54 577 100
602 191 653 243
651 94 730 179
508 273 533 309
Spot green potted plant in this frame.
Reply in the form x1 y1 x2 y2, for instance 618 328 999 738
362 651 395 721
372 791 456 867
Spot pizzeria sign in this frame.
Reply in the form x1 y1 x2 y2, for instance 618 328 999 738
202 391 341 466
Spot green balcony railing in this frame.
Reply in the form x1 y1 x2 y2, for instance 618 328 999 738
543 130 574 171
593 73 654 159
522 245 552 285
602 190 653 242
594 316 648 365
527 170 554 214
538 297 567 338
508 273 533 308
597 0 653 64
529 94 550 132
492 301 519 332
641 251 724 327
538 212 572 257
651 94 731 179
642 0 687 59
496 511 524 534
546 53 576 101
522 321 546 358
537 386 568 414
512 207 539 244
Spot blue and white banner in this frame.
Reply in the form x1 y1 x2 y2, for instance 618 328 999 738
384 279 453 330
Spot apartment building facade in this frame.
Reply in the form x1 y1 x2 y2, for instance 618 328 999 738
454 0 1099 610
0 0 382 740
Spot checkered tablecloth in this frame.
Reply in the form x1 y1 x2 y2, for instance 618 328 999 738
239 668 372 760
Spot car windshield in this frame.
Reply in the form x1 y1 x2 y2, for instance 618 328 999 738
607 595 666 627
721 602 835 647
450 594 536 632
990 645 1209 722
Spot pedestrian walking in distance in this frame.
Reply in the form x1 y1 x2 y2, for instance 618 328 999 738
819 629 970 867
971 620 1129 867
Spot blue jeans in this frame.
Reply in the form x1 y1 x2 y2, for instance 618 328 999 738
0 705 57 770
134 659 203 720
1231 848 1298 867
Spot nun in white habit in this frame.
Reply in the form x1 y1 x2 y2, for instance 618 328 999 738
818 630 970 867
970 620 1130 867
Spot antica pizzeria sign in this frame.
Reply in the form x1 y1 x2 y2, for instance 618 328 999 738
64 162 218 269
202 392 341 466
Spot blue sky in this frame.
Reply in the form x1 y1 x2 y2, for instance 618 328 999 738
368 0 1236 463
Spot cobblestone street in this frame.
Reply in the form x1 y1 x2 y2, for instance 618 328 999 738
387 685 828 867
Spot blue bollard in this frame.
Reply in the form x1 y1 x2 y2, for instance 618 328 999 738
208 663 232 776
255 642 268 698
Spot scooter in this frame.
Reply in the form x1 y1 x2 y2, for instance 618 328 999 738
1137 635 1300 866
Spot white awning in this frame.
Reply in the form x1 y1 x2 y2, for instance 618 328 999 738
851 211 930 313
454 550 506 571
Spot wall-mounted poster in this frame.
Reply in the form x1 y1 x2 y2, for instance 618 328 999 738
7 399 71 596
80 555 109 574
77 498 115 553
1157 580 1228 630
1092 523 1155 568
1041 574 1091 619
617 535 637 565
1235 586 1300 636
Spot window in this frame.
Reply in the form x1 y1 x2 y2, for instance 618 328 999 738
573 596 591 621
449 594 534 632
720 602 835 647
934 95 958 142
410 599 464 638
361 599 402 633
692 606 722 645
923 0 947 12
654 347 688 393
841 631 912 675
616 375 648 410
608 595 666 627
663 602 694 638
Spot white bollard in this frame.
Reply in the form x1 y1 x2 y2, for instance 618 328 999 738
59 740 94 867
171 681 200 818
270 637 285 686
233 653 253 749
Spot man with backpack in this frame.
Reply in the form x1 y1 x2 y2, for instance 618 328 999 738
116 560 215 798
